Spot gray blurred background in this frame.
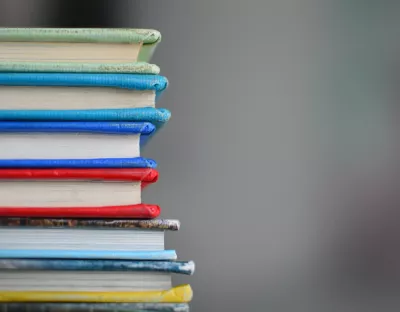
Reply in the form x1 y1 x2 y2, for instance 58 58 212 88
1 0 400 311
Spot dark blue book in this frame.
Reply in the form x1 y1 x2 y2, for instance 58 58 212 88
0 121 155 161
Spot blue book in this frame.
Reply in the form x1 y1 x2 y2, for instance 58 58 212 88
0 73 170 136
0 74 171 141
0 121 155 160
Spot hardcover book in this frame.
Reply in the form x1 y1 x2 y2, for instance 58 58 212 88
0 168 158 212
0 260 194 296
0 121 155 159
0 219 179 260
0 28 161 64
0 73 168 110
0 107 171 128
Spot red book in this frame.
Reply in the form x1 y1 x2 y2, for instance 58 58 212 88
0 168 159 218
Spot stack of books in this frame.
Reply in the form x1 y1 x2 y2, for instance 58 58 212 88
0 28 193 312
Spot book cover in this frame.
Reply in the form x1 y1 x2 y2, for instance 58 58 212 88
0 218 179 230
0 303 190 312
0 260 195 275
0 28 161 63
0 107 171 129
0 204 161 218
0 158 157 169
0 73 168 98
0 121 157 146
0 62 160 74
0 168 158 182
0 285 192 303
0 121 155 134
0 250 177 261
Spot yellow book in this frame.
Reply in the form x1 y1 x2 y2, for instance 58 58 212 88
0 285 192 303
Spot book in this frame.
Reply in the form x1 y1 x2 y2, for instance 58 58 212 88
0 107 171 128
0 73 168 109
0 303 190 312
0 122 155 159
0 260 194 292
0 168 158 209
0 28 161 64
0 219 179 260
0 285 192 303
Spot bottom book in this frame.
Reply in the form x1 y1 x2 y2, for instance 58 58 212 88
0 302 189 312
0 285 192 303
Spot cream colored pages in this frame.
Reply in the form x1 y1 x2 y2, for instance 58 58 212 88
0 42 141 63
0 181 141 207
0 88 155 109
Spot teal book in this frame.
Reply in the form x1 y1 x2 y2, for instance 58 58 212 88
0 73 170 131
0 28 162 71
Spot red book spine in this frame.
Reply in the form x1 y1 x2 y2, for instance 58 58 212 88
0 204 160 219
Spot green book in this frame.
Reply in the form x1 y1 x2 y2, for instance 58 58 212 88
0 28 161 74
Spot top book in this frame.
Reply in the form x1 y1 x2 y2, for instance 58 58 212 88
0 28 161 64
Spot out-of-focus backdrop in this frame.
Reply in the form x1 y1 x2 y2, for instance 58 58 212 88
2 0 400 310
